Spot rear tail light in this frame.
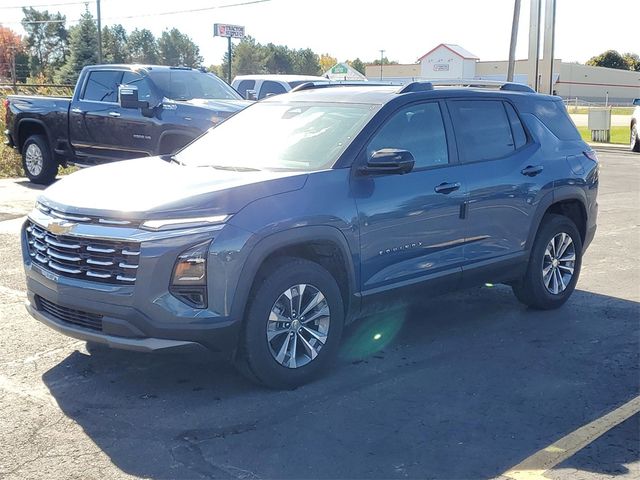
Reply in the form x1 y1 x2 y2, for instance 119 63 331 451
583 150 598 162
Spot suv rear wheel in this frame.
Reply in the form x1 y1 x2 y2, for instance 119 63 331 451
631 123 640 152
513 214 583 310
22 134 58 185
236 257 344 389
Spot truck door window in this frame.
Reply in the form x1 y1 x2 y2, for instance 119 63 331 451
235 80 255 98
121 71 153 102
367 102 449 169
259 81 287 99
82 70 123 103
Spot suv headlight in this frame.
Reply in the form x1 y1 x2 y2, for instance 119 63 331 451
170 241 210 308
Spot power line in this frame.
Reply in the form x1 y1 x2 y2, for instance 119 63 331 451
0 0 94 9
0 0 272 26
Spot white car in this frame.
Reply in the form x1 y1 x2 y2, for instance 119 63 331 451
232 74 329 100
631 98 640 152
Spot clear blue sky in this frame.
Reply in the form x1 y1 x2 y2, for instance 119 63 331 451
0 0 636 67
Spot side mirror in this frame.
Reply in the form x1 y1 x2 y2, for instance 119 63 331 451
245 89 257 101
360 148 415 175
119 85 149 110
633 98 640 106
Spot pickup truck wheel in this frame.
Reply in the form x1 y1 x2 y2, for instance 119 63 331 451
236 257 344 389
22 135 57 185
512 214 583 310
631 124 640 152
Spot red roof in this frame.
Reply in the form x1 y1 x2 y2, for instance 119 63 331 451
417 44 479 62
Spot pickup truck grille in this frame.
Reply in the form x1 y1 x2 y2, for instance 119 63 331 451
36 203 138 227
26 221 140 285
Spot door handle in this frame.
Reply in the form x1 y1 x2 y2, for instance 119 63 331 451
108 111 121 117
434 182 461 194
521 165 544 177
71 107 82 114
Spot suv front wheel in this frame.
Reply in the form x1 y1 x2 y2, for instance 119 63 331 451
513 214 583 310
236 257 344 389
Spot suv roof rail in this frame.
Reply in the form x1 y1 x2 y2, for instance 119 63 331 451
290 81 396 93
397 79 535 94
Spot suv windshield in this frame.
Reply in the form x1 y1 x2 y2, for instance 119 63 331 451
150 70 241 101
176 101 378 171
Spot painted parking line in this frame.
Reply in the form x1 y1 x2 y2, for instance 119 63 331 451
502 395 640 480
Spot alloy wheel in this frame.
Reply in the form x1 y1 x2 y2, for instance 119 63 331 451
542 232 576 295
266 284 330 369
25 143 44 176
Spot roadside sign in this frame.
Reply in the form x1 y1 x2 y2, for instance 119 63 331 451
214 24 245 39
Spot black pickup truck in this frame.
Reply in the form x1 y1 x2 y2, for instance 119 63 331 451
3 64 251 184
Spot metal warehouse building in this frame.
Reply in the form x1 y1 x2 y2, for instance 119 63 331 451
366 43 640 104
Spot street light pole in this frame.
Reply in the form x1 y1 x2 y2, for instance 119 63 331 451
379 49 385 80
96 0 102 63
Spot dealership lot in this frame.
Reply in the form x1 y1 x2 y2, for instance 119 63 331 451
0 147 638 479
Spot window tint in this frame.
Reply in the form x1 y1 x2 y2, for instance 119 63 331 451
235 79 255 98
533 100 581 140
259 81 287 99
82 70 123 102
367 102 448 169
504 102 527 149
121 71 153 102
449 100 515 162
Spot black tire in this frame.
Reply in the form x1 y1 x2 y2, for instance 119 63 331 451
85 341 109 354
512 214 583 310
235 257 344 389
631 124 640 153
22 134 58 185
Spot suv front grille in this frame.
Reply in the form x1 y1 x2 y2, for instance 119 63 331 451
37 296 103 331
26 221 140 285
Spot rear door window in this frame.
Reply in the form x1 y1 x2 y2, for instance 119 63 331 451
448 100 515 162
82 70 123 103
504 102 528 149
259 81 287 99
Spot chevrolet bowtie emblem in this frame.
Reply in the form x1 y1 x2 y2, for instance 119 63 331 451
47 220 76 235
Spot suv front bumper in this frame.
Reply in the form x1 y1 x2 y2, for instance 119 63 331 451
21 211 248 355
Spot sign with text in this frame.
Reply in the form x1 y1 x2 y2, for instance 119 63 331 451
214 24 245 39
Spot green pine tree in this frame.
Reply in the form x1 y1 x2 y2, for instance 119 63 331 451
55 8 98 83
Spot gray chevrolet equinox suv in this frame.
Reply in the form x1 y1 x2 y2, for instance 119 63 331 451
22 81 598 388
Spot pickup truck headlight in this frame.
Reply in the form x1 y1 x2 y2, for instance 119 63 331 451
141 214 230 231
170 241 210 308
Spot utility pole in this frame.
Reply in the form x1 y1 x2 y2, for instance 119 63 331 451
379 49 385 80
541 0 557 95
96 0 102 63
507 0 521 82
527 0 541 92
227 37 232 84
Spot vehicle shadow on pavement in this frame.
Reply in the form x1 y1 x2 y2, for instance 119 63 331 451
42 285 639 479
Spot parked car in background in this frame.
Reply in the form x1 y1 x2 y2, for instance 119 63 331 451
22 80 598 388
232 74 329 100
4 65 251 184
631 98 640 152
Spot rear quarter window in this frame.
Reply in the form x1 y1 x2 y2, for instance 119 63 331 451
532 100 581 141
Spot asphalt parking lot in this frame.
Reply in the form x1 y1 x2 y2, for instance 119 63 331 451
0 146 638 480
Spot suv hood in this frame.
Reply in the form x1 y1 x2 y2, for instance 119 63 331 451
40 157 307 220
